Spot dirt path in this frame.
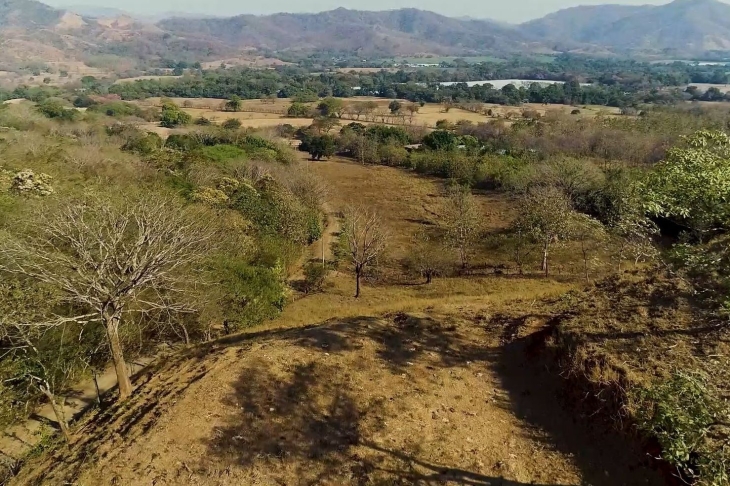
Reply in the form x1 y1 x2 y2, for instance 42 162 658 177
0 358 152 462
289 201 340 283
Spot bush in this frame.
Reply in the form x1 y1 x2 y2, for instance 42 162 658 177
199 144 247 163
222 118 243 130
194 116 212 126
287 102 311 118
302 262 329 293
160 102 192 128
634 371 729 485
36 99 79 121
215 257 287 330
121 132 163 155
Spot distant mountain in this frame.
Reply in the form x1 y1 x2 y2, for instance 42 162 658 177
0 0 230 64
0 0 62 28
519 0 730 54
157 8 539 57
520 4 651 44
3 0 730 68
62 4 131 18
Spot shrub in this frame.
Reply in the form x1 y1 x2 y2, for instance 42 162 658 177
160 102 192 128
199 144 247 163
214 257 287 330
222 118 243 130
287 102 311 118
634 371 729 486
121 132 163 155
36 99 79 121
194 116 212 126
302 262 329 293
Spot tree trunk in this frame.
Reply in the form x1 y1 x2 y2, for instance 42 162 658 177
39 385 72 443
355 270 361 298
93 370 101 406
542 241 549 278
104 312 133 399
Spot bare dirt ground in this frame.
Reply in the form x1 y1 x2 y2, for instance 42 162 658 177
12 310 664 486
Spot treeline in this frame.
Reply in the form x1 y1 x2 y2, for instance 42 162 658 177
102 67 730 109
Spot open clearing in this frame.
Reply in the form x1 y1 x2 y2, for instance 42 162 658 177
131 96 620 131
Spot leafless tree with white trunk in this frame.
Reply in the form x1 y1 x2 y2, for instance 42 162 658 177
0 193 214 400
343 207 388 298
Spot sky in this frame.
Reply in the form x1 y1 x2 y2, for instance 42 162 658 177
42 0 705 23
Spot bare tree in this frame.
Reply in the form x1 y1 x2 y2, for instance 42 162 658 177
408 228 447 284
514 186 575 277
0 193 214 399
443 185 481 270
343 207 388 298
573 213 608 282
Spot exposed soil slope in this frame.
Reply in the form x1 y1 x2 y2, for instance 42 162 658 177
11 310 664 485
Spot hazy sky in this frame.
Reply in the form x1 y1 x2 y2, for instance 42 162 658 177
43 0 707 23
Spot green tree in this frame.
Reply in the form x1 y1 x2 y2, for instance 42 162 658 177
317 97 345 118
389 100 402 114
225 95 242 112
514 186 576 277
645 130 730 242
423 130 457 151
160 101 192 128
307 135 337 160
287 102 311 118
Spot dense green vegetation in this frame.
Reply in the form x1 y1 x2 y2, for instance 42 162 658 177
96 55 730 109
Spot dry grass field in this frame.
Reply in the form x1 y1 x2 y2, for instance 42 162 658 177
131 96 620 131
113 75 182 84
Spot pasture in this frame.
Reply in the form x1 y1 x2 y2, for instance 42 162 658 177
131 96 620 131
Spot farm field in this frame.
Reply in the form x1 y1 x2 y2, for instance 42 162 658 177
131 96 620 131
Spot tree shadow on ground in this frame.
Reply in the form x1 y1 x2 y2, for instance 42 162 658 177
205 356 565 486
488 314 666 486
205 312 665 485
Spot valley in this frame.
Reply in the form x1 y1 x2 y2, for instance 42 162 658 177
0 1 730 485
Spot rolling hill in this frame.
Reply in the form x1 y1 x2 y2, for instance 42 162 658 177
157 8 539 57
2 0 730 67
521 0 730 55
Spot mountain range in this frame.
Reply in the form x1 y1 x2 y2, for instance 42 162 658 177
1 0 730 66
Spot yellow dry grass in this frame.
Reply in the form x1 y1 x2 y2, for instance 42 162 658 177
113 75 182 84
267 156 577 331
131 96 619 131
